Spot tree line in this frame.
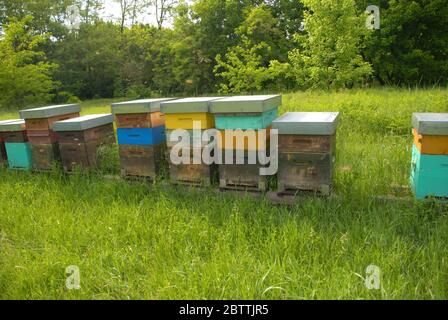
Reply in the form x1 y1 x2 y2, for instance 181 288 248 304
0 0 447 109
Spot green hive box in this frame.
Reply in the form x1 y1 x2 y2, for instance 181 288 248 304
160 97 223 114
210 95 282 114
19 104 81 119
412 113 448 135
272 112 340 135
411 144 448 200
5 142 33 170
214 108 278 130
111 98 177 115
53 114 114 132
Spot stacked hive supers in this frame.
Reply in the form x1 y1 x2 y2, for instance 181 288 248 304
161 97 221 186
53 114 115 172
272 112 339 196
19 104 81 171
111 99 172 179
210 95 281 192
411 113 448 200
0 120 32 170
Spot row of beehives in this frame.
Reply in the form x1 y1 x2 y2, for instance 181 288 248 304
1 99 447 200
111 96 339 195
0 105 115 172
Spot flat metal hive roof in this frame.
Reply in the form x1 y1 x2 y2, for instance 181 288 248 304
111 98 176 114
19 104 81 119
413 113 448 135
210 95 282 113
0 119 26 132
272 112 340 135
53 114 113 131
160 97 223 114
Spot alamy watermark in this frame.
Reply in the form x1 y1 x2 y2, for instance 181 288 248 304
66 5 81 31
365 265 381 290
365 5 380 30
168 122 278 176
66 265 81 290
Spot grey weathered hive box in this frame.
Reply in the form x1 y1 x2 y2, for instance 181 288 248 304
272 112 340 135
412 113 448 135
210 95 282 114
111 98 176 115
160 97 223 114
19 104 81 119
53 114 113 132
0 119 26 132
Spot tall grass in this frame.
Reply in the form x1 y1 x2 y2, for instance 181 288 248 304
0 88 448 299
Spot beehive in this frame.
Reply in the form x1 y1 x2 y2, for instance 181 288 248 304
210 95 281 192
53 114 115 172
112 99 173 179
20 104 81 170
411 113 448 200
272 112 340 195
161 97 223 186
0 120 19 164
0 120 32 170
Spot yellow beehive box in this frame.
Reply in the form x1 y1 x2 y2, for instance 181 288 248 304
413 128 448 155
218 129 271 151
165 113 215 130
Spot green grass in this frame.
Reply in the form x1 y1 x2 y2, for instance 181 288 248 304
1 88 448 299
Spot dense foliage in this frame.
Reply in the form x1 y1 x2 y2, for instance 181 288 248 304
0 0 447 108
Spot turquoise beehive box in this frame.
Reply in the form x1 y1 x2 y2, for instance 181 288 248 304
411 144 448 200
5 142 33 170
210 95 281 130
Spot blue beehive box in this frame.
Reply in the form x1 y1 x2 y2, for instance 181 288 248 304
5 142 33 170
411 144 448 200
117 126 166 146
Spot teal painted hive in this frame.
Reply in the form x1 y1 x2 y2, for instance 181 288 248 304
410 144 448 200
5 142 33 170
215 108 278 130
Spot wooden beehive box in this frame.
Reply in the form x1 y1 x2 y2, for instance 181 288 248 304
219 157 267 192
166 146 216 186
119 144 165 178
19 104 81 131
111 98 175 128
272 112 340 195
161 97 222 130
30 143 60 171
0 120 27 143
53 114 115 172
211 95 281 130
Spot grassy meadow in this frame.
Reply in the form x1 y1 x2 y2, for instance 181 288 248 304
0 88 448 299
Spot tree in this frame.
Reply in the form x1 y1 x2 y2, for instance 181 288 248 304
52 21 121 99
288 0 372 89
151 0 178 29
215 38 273 94
0 16 57 109
358 0 448 85
213 6 283 93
